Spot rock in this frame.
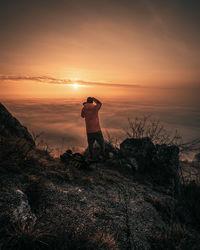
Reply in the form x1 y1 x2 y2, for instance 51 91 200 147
127 157 138 171
120 137 155 157
119 137 180 197
12 189 36 224
0 103 35 145
120 157 138 171
120 137 155 171
122 157 138 171
153 144 179 164
152 144 180 197
108 152 114 159
152 144 179 177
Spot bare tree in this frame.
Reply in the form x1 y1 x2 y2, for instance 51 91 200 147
125 115 200 155
105 129 121 148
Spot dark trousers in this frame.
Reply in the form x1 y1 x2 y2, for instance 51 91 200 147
87 130 105 159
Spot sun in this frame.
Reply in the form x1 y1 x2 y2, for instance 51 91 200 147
72 83 79 89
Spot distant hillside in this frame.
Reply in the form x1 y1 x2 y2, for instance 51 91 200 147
0 102 200 250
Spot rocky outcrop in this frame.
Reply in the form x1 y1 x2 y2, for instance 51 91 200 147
0 103 34 145
120 137 180 197
153 144 180 196
2 104 196 250
120 137 155 171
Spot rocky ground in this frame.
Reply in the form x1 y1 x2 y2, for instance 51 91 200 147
0 102 200 250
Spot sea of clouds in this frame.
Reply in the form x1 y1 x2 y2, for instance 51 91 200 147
2 97 200 159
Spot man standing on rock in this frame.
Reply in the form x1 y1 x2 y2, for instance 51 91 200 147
81 97 105 160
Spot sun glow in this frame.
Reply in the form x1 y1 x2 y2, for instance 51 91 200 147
72 83 79 89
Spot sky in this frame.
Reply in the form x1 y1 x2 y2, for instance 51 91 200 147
0 0 200 93
0 0 199 157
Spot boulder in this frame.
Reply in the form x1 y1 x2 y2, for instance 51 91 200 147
153 144 179 172
0 103 35 145
11 189 36 224
121 157 138 171
120 137 180 197
152 144 180 197
120 137 155 171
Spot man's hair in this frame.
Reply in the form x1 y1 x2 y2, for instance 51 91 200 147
87 97 93 103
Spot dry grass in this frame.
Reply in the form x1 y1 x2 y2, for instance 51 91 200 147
181 181 200 229
2 217 119 250
145 195 172 221
1 126 200 250
2 220 52 250
150 223 200 250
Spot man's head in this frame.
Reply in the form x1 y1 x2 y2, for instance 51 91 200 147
87 97 93 103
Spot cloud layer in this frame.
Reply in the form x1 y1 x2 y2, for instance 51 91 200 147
2 98 200 158
0 75 141 88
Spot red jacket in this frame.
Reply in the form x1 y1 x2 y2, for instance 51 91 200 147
81 102 102 133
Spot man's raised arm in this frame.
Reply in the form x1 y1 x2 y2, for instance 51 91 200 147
93 97 102 110
81 107 85 118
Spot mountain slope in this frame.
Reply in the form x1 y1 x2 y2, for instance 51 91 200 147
0 102 199 250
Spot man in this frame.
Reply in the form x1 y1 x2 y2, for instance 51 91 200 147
81 97 105 160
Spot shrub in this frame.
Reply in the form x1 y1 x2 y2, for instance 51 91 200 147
50 227 118 250
2 219 119 250
2 220 52 250
125 115 181 145
125 115 200 156
0 137 35 174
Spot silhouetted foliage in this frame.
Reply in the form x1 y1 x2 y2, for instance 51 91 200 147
125 115 200 156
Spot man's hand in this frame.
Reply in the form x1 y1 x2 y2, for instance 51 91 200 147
92 97 101 104
92 97 102 109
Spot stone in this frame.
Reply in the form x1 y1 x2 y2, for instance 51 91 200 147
120 137 155 171
127 157 138 171
0 103 35 145
109 152 114 159
153 144 179 175
152 144 180 197
12 189 36 224
119 137 180 197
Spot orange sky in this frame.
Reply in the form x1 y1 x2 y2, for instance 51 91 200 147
0 0 200 101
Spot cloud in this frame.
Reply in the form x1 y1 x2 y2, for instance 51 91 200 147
1 75 199 91
3 98 200 151
0 75 142 88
